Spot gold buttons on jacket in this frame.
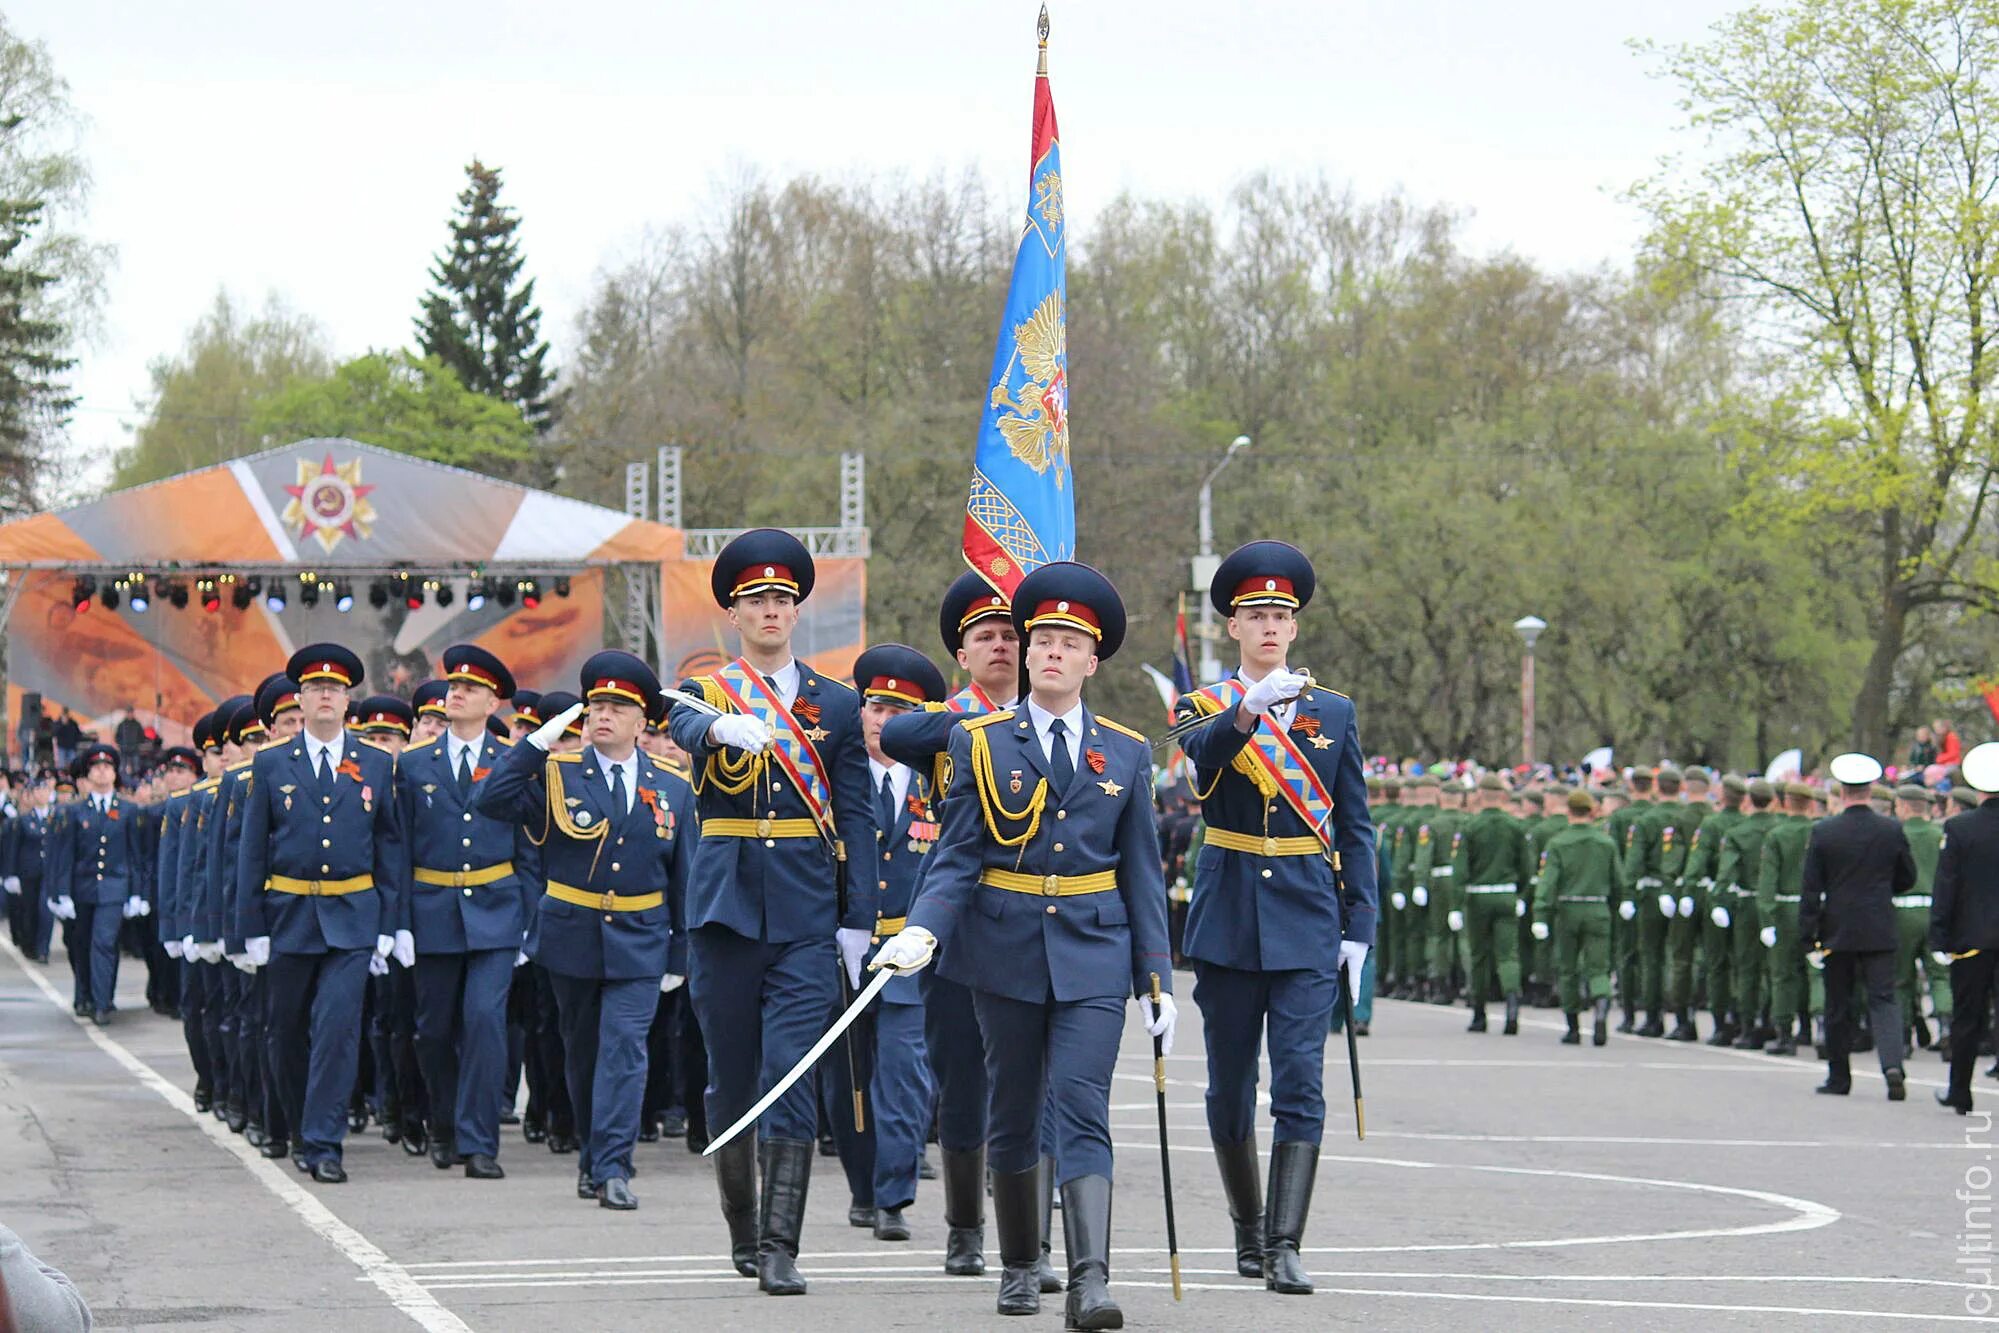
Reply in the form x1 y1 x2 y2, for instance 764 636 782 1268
1053 843 1064 853
1046 905 1057 915
1056 809 1067 821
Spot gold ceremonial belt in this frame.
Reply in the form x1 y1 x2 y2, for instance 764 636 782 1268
980 868 1118 898
874 915 908 936
267 873 374 897
1204 830 1324 858
705 818 820 840
546 881 664 913
413 862 515 888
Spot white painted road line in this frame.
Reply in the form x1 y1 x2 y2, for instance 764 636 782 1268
0 937 473 1333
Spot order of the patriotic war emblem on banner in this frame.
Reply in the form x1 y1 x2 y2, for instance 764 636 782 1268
282 452 378 553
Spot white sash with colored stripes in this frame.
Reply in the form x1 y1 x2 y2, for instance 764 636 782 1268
945 683 1001 715
714 660 835 834
1195 678 1336 850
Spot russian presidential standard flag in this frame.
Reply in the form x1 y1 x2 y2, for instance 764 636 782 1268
961 18 1073 597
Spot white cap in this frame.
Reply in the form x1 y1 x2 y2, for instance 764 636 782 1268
1962 742 1999 794
1827 752 1884 786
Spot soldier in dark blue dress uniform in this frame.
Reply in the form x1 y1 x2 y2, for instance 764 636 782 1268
876 562 1173 1329
46 741 147 1025
478 652 690 1210
151 744 201 1072
1 768 55 966
235 645 403 1184
395 644 535 1180
666 529 880 1294
1172 541 1376 1296
506 690 543 742
175 710 230 1112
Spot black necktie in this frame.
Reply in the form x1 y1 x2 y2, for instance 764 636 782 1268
609 763 627 815
877 772 897 832
1048 718 1074 792
457 748 473 795
315 747 333 790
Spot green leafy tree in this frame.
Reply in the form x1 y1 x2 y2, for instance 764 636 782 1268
414 159 555 429
112 290 331 488
251 350 536 477
0 198 71 513
1636 0 1999 753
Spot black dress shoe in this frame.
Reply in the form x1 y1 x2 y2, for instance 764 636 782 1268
311 1160 348 1184
918 1151 937 1180
245 1124 267 1149
402 1129 429 1157
430 1135 460 1170
522 1119 547 1144
578 1169 596 1200
548 1131 578 1154
292 1151 309 1173
381 1121 402 1145
661 1107 687 1138
1885 1067 1907 1101
1939 1087 1974 1115
193 1089 213 1114
348 1109 369 1133
260 1138 289 1159
637 1122 660 1143
499 1109 521 1126
874 1207 910 1241
819 1136 838 1158
848 1204 877 1229
598 1177 637 1210
92 1009 110 1027
1815 1079 1851 1095
464 1154 505 1180
1354 1021 1370 1036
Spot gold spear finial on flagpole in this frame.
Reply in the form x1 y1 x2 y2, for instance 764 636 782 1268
1038 4 1050 75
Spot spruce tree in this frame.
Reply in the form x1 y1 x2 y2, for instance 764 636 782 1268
414 159 555 428
0 197 74 514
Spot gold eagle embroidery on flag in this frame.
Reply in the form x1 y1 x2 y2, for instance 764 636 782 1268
989 292 1070 486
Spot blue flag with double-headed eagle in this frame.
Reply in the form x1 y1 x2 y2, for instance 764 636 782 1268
961 10 1071 598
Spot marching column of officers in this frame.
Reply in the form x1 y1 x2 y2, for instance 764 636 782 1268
1368 739 1999 1113
2 532 1378 1331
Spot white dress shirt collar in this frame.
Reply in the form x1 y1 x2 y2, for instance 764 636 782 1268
306 730 345 772
593 748 639 812
758 658 801 709
446 729 483 776
868 757 911 812
1024 697 1085 767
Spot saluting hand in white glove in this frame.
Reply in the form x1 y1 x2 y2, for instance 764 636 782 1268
526 702 586 751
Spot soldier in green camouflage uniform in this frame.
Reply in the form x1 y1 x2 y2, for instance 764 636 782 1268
1685 774 1748 1045
1530 787 1620 1045
1756 782 1818 1056
1412 778 1469 1003
1449 773 1532 1034
1527 787 1571 1006
1608 771 1655 1032
1384 777 1431 999
1625 768 1685 1038
1657 767 1711 1041
1715 779 1781 1049
1893 784 1950 1055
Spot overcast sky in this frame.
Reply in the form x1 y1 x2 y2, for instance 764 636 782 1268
19 0 1742 485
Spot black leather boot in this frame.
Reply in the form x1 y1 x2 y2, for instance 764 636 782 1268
1467 1004 1487 1033
992 1164 1042 1315
1035 1154 1064 1293
756 1137 812 1295
1560 1012 1581 1045
1706 1013 1738 1046
1591 996 1610 1046
1211 1137 1262 1278
1264 1140 1318 1295
1061 1175 1122 1330
1667 1009 1698 1042
1502 993 1521 1035
715 1135 758 1278
1637 1009 1665 1038
941 1146 986 1276
1616 1002 1636 1034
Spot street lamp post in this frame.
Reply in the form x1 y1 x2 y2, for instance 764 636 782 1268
1195 434 1253 683
1514 616 1546 767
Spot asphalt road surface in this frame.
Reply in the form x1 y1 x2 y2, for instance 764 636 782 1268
0 937 1986 1330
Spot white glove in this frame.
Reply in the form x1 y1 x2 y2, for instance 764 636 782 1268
1412 886 1429 907
246 936 271 967
1759 925 1777 949
660 972 685 993
1935 950 1955 967
197 941 223 964
229 952 257 974
2 875 17 895
166 939 184 960
836 927 872 989
374 933 393 960
1530 921 1550 941
392 929 416 968
181 934 197 958
708 713 772 754
1514 897 1526 918
527 702 586 751
1137 990 1179 1056
1618 899 1637 921
1678 896 1695 917
1337 939 1369 1002
515 949 530 967
1711 905 1731 929
1239 668 1308 717
1657 894 1676 919
1806 948 1826 972
1390 891 1407 910
50 894 74 921
122 895 143 919
870 925 937 974
1446 909 1465 933
368 952 389 976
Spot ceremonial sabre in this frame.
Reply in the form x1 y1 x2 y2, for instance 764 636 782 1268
1337 961 1365 1140
702 966 895 1157
1148 972 1183 1300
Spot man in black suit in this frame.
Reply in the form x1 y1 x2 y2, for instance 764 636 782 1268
1800 752 1916 1101
1930 742 1999 1113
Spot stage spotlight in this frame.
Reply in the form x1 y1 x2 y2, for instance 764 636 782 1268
200 580 221 613
128 586 149 614
369 580 389 610
265 581 286 612
554 576 571 598
520 578 541 610
167 581 189 611
406 581 425 610
300 580 320 609
465 578 487 612
71 576 95 613
435 581 454 608
99 585 119 612
232 582 254 611
334 580 354 613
